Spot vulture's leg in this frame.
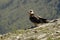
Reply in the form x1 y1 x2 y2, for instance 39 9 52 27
33 23 39 27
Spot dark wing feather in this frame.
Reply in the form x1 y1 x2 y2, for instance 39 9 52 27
37 16 49 23
39 18 48 23
29 15 49 23
29 16 39 23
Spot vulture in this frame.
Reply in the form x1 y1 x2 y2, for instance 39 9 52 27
28 10 49 27
28 10 57 27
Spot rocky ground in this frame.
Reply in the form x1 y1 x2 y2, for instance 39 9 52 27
0 19 60 40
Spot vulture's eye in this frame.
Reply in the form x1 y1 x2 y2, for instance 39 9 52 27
30 11 32 12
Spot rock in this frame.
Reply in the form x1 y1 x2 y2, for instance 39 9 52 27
0 18 60 40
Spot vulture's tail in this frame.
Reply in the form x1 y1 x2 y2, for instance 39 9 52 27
49 19 58 23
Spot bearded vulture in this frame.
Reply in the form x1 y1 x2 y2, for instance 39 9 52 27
28 10 49 27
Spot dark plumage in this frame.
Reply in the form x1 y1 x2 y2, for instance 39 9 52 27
28 10 58 27
28 10 49 26
29 15 48 23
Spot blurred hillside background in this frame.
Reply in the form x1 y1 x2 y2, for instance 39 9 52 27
0 0 60 34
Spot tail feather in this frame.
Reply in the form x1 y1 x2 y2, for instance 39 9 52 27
49 19 58 23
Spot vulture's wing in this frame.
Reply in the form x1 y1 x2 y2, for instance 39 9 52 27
37 16 49 23
37 16 47 20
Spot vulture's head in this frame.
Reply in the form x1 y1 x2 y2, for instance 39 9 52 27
28 10 34 16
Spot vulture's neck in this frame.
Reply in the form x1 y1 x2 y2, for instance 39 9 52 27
30 14 35 17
